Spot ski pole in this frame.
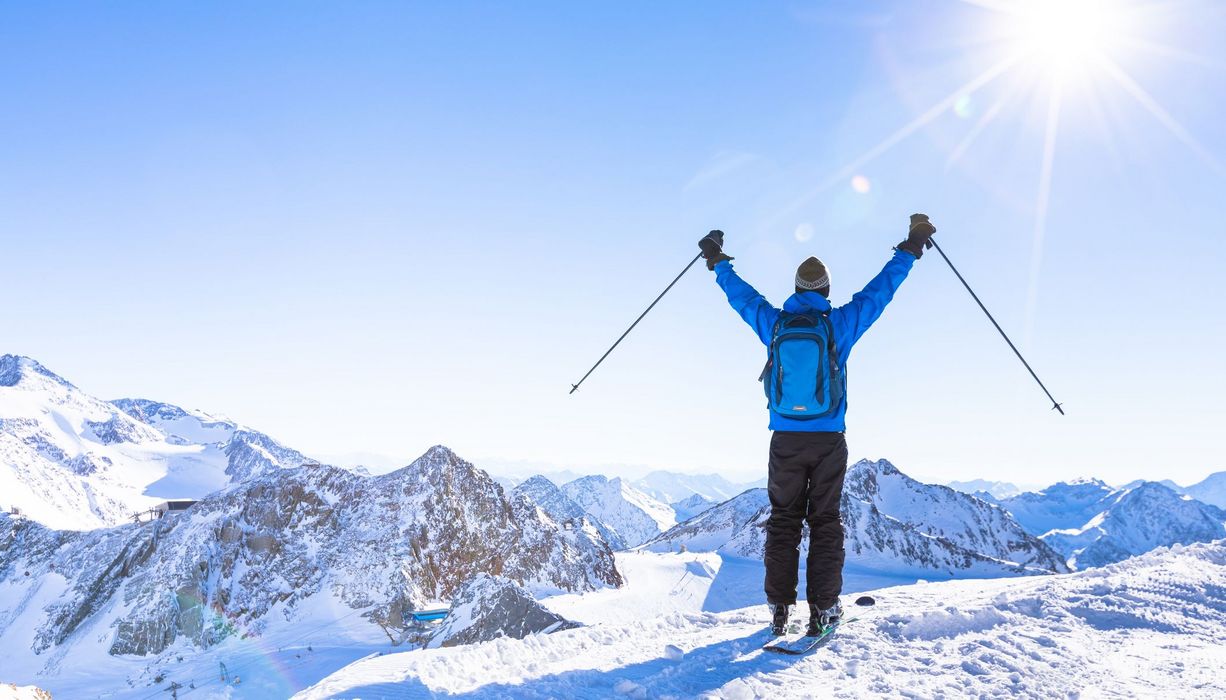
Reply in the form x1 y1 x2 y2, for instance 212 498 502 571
929 238 1065 415
569 252 704 394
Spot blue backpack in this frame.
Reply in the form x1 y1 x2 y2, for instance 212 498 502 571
759 312 844 419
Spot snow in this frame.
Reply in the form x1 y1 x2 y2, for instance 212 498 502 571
294 539 1226 699
997 479 1117 535
646 461 1067 578
0 685 51 700
1040 482 1226 568
0 356 311 530
1185 471 1226 509
561 475 677 548
670 493 718 522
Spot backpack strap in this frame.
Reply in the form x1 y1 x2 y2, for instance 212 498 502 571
758 313 788 382
815 312 839 370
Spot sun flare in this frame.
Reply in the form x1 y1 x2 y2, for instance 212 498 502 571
1009 0 1129 79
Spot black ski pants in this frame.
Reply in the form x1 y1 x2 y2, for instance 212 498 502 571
764 430 848 610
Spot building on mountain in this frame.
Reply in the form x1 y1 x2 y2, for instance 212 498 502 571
133 499 198 523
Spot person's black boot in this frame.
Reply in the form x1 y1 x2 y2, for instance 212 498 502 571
768 603 790 636
806 600 844 636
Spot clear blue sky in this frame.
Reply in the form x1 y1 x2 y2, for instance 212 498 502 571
3 1 1223 486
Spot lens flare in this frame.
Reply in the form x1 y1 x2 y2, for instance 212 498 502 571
1010 0 1128 80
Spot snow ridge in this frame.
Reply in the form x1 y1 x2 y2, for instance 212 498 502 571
0 446 621 673
647 459 1068 577
561 475 676 548
0 356 315 530
1041 481 1226 568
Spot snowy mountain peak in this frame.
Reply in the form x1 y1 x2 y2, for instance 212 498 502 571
561 475 676 548
398 445 496 489
0 354 74 390
650 458 1067 577
410 444 468 472
1 357 319 529
1185 470 1226 508
854 457 901 475
112 397 232 427
1063 476 1110 488
1 455 621 666
670 493 717 522
998 480 1118 536
1041 480 1226 568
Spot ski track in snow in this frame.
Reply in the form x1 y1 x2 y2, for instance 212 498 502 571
295 541 1226 699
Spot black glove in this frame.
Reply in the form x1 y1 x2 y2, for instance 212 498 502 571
897 213 936 259
698 230 733 271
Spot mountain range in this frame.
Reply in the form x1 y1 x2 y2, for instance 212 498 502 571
0 355 312 530
1 444 620 674
4 352 1225 698
998 480 1226 569
645 459 1070 578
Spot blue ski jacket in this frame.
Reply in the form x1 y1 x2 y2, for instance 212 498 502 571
713 249 916 432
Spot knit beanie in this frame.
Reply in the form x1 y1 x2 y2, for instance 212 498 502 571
795 256 831 296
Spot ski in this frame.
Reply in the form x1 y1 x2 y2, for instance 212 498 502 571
763 615 859 655
762 596 875 655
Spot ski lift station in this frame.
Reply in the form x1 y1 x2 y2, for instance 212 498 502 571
132 499 198 524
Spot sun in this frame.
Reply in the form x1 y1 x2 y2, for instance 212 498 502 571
1008 0 1129 79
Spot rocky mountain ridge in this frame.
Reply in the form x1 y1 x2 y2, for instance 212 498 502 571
0 446 621 672
646 459 1069 578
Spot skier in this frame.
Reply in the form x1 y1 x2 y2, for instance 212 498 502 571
698 214 936 637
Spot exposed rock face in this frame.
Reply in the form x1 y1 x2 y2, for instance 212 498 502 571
426 573 578 649
0 446 621 661
1041 482 1226 569
560 475 675 548
646 460 1068 577
843 460 1069 574
513 476 623 551
645 489 770 555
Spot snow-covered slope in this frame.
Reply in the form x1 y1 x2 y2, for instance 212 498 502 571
296 539 1226 699
995 478 1118 535
670 493 717 522
0 355 312 530
512 475 623 550
1042 481 1226 568
632 471 764 504
561 475 676 548
844 460 1068 573
0 686 52 700
1184 471 1226 508
646 460 1067 577
645 489 772 556
0 445 621 685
